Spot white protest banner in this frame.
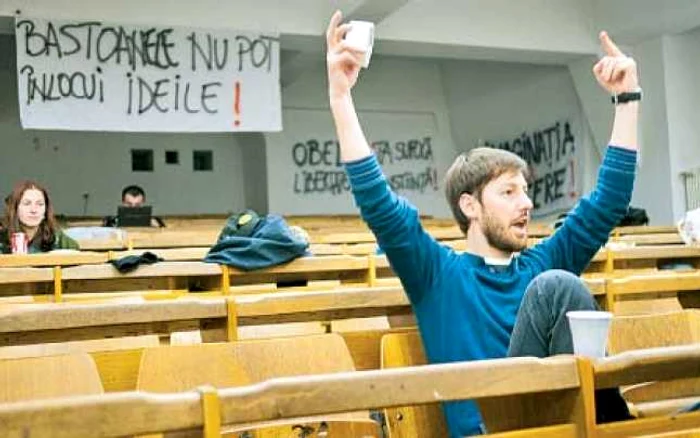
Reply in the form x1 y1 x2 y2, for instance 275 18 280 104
14 17 281 132
266 108 448 216
483 119 582 218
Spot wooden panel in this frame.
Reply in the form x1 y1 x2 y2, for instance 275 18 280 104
92 348 149 392
137 343 250 392
0 267 54 284
0 353 103 402
609 311 700 403
484 424 578 437
0 391 204 438
617 233 683 245
237 322 327 340
0 287 412 347
111 247 208 261
0 355 581 438
215 356 581 425
235 286 411 324
634 396 700 418
381 331 449 438
0 299 224 332
0 252 108 267
230 255 369 275
594 344 700 389
596 411 700 438
609 311 697 354
139 335 375 434
62 261 220 280
75 239 126 251
340 327 416 371
0 335 158 360
128 229 220 248
233 333 357 381
609 271 700 295
0 319 203 347
615 226 678 235
613 245 700 262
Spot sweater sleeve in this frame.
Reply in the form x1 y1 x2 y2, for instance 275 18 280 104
55 230 80 250
345 155 450 303
527 146 637 274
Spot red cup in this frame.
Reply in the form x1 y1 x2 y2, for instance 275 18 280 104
11 232 28 254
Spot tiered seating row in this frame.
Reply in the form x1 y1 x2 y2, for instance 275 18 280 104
1 342 700 437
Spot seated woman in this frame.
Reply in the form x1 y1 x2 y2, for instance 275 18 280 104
0 181 79 254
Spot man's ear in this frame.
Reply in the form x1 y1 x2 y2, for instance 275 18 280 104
459 193 480 220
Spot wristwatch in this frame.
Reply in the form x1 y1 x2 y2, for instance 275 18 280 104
612 89 642 105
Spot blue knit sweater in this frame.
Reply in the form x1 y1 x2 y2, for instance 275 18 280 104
345 146 636 436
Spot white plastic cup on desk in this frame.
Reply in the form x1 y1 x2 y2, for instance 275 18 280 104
344 20 375 68
566 310 613 358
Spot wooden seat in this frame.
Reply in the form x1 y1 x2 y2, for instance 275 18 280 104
137 334 379 437
609 310 700 415
594 344 700 437
381 331 449 438
137 343 250 393
380 331 596 437
0 353 103 403
0 353 590 438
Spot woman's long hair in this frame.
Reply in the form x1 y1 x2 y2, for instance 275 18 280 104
3 180 58 252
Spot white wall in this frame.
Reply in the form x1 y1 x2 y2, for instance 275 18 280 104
238 132 269 214
441 59 599 220
0 35 613 221
0 35 248 216
568 30 699 225
624 36 674 224
265 55 457 217
664 26 700 220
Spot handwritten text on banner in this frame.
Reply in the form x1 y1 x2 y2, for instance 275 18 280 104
15 18 281 132
484 120 580 218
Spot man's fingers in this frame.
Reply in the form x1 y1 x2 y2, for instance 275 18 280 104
593 59 604 75
337 50 363 68
335 24 352 45
336 40 366 55
599 31 623 57
611 58 631 81
600 58 614 83
326 10 343 47
611 65 625 82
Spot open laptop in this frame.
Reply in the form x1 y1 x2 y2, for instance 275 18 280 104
117 206 153 227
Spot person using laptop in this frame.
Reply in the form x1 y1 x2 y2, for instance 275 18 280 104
103 185 165 228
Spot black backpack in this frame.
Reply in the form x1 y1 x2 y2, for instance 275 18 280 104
552 206 649 229
616 206 649 227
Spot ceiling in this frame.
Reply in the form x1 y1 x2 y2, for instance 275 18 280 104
0 0 698 65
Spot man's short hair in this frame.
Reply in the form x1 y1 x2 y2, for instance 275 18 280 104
444 147 529 235
121 185 146 201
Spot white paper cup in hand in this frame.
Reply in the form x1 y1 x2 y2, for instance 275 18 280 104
566 310 613 358
345 20 374 68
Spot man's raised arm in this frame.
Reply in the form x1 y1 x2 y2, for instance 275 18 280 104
529 31 640 274
325 11 448 300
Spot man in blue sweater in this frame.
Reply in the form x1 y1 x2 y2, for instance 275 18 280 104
326 11 640 437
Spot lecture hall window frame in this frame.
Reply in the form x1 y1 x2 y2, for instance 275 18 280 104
131 149 154 172
165 150 180 165
193 150 214 172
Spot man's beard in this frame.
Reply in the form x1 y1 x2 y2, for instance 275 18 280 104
481 209 528 253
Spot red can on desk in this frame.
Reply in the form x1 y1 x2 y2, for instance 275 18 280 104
11 232 28 254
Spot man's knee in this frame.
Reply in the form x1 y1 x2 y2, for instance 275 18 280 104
526 269 596 309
